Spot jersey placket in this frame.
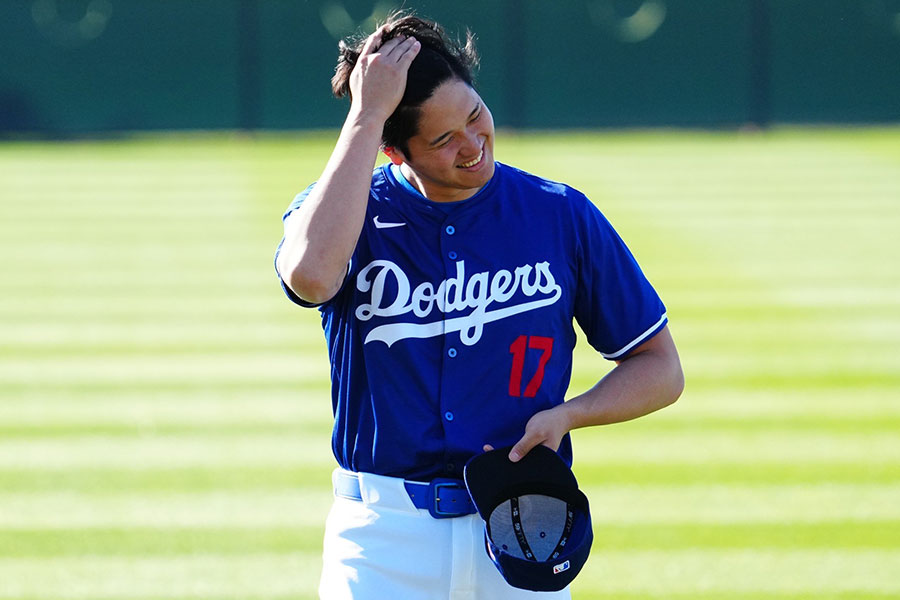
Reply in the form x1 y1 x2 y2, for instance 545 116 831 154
438 217 463 476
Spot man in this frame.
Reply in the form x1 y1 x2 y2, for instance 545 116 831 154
275 13 683 599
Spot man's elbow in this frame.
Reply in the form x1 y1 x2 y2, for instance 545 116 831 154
668 361 685 405
288 273 338 305
278 255 340 305
661 354 685 408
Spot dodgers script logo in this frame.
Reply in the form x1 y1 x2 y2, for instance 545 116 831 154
355 260 562 347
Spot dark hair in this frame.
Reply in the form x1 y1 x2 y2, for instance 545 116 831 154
331 13 479 157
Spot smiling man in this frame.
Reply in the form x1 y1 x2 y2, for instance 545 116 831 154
275 13 683 600
383 79 494 203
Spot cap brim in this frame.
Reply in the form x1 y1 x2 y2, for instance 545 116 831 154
464 445 579 518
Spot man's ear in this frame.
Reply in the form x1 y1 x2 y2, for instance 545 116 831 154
383 145 405 166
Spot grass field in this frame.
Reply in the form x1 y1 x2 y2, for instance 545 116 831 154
1 127 899 599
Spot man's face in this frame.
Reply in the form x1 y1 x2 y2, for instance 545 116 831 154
392 78 495 203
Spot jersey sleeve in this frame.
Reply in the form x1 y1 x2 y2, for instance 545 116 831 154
573 199 667 359
274 183 350 308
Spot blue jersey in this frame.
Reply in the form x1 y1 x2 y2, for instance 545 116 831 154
275 162 667 481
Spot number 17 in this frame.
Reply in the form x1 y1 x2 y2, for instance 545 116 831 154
508 335 554 397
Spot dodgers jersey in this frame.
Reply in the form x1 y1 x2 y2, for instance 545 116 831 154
275 162 667 481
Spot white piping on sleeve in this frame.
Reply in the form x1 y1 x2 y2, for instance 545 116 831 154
601 313 668 360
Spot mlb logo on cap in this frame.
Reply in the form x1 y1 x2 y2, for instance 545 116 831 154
463 445 593 592
553 560 570 574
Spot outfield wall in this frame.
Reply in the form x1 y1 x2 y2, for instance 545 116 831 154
2 0 899 134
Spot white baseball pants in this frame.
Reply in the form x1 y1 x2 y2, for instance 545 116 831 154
318 468 573 600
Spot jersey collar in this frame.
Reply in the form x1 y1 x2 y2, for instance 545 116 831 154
384 162 501 215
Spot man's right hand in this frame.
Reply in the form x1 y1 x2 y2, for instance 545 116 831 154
349 28 421 123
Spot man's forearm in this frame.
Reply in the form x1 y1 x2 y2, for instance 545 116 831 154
278 110 384 304
278 31 421 305
506 326 683 462
563 326 684 430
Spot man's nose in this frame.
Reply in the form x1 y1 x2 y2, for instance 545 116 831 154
461 130 481 154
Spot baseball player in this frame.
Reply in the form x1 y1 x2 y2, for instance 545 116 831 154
275 13 683 600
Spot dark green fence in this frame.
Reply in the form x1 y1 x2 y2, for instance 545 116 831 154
2 0 899 134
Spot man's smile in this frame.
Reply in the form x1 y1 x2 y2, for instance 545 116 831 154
457 147 484 169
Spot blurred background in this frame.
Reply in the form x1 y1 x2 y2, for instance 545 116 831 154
1 1 899 599
2 0 900 133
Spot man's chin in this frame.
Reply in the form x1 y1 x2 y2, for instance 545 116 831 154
463 158 494 185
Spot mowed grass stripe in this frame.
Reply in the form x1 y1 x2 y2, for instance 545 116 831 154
579 484 900 524
2 461 897 493
0 466 334 493
1 430 898 469
0 422 322 437
3 485 899 527
4 385 898 428
1 388 897 433
0 527 324 557
0 490 333 528
0 354 327 385
0 391 332 422
2 294 892 321
570 549 900 596
0 550 896 598
668 372 899 390
4 414 900 437
0 381 331 397
1 322 316 354
3 521 898 558
0 397 332 430
17 352 891 386
6 310 899 357
2 388 898 424
0 553 321 599
0 434 335 469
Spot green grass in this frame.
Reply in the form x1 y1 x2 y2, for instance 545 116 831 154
1 127 899 599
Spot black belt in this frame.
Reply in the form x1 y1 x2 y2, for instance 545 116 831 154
334 470 477 519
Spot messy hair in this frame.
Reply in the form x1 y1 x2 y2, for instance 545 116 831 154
331 13 479 157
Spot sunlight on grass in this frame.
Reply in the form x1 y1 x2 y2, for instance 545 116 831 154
1 128 898 599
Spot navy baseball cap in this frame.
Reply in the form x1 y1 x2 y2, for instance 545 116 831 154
463 445 593 592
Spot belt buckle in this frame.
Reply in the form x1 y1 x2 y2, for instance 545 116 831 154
427 478 471 519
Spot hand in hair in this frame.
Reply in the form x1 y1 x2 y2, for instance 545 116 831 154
347 27 421 124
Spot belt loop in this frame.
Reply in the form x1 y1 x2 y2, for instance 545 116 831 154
333 469 363 501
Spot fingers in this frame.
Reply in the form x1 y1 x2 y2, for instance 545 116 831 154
360 28 419 62
347 31 419 121
359 26 385 57
482 444 495 452
388 36 421 62
377 36 419 65
508 434 541 463
508 408 569 462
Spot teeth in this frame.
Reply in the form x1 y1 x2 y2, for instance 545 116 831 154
459 149 483 168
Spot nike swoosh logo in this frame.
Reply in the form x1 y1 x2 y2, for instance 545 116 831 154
373 216 406 229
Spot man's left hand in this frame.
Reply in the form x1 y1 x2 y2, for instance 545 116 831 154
505 405 572 462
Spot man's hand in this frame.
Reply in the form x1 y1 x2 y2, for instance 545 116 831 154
349 28 421 123
481 326 683 464
483 404 573 463
507 405 572 462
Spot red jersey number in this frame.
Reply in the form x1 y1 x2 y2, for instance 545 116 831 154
508 335 554 397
